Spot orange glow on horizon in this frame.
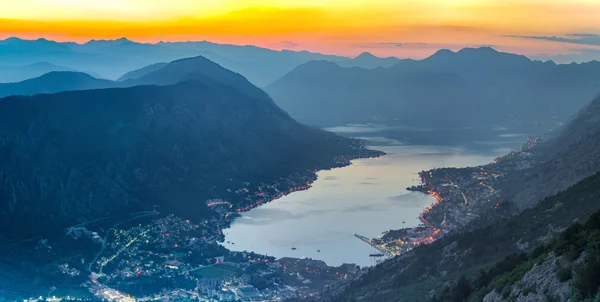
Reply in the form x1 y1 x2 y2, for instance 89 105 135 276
0 1 599 59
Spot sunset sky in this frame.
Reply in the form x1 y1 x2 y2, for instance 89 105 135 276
1 0 600 61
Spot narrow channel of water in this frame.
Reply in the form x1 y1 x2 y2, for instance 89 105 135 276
223 139 506 267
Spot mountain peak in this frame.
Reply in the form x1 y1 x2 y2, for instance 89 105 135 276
433 48 455 55
130 55 273 104
355 52 378 59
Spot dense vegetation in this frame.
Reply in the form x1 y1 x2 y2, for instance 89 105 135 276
0 81 361 239
435 208 600 301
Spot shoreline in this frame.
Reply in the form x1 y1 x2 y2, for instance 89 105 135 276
217 148 386 250
357 174 449 258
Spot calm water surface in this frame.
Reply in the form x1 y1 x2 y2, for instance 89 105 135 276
223 132 513 267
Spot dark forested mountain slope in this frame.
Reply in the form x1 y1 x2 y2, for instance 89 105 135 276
433 200 600 302
0 80 361 240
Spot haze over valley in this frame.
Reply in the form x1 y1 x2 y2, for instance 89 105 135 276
3 1 600 301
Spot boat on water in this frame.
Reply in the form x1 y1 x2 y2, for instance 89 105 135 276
317 249 321 252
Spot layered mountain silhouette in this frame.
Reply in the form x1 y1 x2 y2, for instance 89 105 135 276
0 62 77 83
0 55 278 101
0 37 351 86
0 56 363 239
266 47 600 130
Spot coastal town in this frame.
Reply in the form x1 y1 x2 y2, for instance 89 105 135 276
79 214 360 301
355 135 547 257
14 133 554 301
19 133 551 301
37 150 383 302
15 132 553 302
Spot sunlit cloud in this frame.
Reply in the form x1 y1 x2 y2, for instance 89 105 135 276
508 33 600 47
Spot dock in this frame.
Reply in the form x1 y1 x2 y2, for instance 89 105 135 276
354 234 394 257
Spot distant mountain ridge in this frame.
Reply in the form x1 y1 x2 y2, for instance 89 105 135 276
0 62 77 83
0 37 351 86
266 47 600 130
337 52 400 69
0 55 277 102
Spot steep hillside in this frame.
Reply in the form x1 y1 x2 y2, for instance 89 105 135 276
434 207 600 302
501 93 600 208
